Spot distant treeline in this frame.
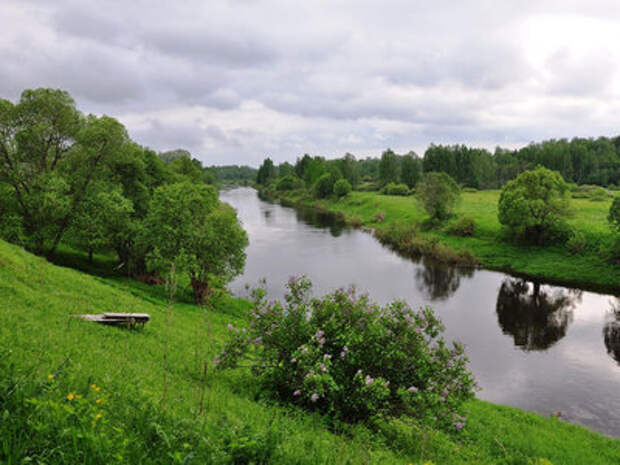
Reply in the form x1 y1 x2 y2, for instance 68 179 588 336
257 136 620 191
158 149 256 185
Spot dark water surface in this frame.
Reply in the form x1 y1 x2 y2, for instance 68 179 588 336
222 187 620 437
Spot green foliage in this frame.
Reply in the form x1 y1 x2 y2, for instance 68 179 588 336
446 217 476 237
143 182 248 303
313 171 341 199
416 172 461 221
69 183 134 261
609 197 620 233
384 182 410 196
566 231 588 255
379 149 400 186
256 157 277 185
401 152 422 188
217 277 475 428
333 178 352 198
338 153 360 187
498 166 571 245
276 174 304 191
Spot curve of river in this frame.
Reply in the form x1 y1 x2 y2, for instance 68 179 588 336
222 187 620 437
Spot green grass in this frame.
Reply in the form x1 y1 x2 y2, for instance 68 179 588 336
1 239 619 464
271 189 620 292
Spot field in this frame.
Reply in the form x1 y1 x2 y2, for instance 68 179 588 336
1 238 620 464
271 189 620 292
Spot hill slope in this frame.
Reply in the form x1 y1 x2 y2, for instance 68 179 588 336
1 239 619 464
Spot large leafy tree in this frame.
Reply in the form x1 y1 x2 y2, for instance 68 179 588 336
143 182 248 304
498 166 570 244
416 172 461 221
0 88 129 257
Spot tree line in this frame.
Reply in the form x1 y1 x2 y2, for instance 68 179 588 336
257 136 620 194
0 88 247 303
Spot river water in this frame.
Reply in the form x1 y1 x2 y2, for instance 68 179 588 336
221 187 620 437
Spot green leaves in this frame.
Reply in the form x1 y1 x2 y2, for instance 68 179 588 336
416 172 461 221
143 182 247 303
498 166 571 244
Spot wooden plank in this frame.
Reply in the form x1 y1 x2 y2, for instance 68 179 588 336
103 313 150 320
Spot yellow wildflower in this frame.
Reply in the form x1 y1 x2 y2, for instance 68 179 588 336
90 384 97 389
95 412 103 420
66 393 75 401
96 398 103 404
95 387 101 392
47 374 55 381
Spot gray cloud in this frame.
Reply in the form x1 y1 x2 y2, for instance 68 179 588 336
2 0 620 165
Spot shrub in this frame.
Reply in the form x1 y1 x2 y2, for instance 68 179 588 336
276 174 304 191
609 197 620 233
566 231 588 255
384 183 410 196
416 172 461 221
446 217 475 237
357 182 380 192
314 173 340 199
216 277 475 429
333 179 352 198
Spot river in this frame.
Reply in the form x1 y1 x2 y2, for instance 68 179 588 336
221 187 620 437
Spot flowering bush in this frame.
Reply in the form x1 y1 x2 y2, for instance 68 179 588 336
216 276 476 430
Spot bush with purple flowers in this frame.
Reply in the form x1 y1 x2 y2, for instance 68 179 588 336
216 276 476 430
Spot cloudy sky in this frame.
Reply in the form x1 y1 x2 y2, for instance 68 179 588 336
2 1 620 166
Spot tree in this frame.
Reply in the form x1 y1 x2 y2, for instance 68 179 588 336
379 149 400 186
338 153 360 187
333 178 352 197
415 172 461 221
498 166 570 244
69 183 134 262
143 182 248 304
400 152 421 188
0 88 130 257
256 157 276 185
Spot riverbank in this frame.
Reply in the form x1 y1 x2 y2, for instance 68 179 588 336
1 238 619 464
260 188 620 294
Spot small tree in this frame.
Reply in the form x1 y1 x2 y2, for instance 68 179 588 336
333 178 352 198
416 172 460 221
143 182 248 304
498 166 570 244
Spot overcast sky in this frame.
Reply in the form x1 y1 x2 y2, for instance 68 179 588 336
2 1 620 166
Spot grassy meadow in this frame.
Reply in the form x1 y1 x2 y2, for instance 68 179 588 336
1 238 620 464
269 189 620 292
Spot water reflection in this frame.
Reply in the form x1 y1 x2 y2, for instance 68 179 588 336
496 279 581 351
294 207 347 237
604 298 620 365
414 257 475 301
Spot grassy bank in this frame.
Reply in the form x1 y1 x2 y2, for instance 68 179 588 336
1 239 619 464
264 188 620 293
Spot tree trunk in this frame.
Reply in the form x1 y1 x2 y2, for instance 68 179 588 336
88 248 93 263
190 278 209 305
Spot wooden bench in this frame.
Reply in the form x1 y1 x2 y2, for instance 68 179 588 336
74 313 150 328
